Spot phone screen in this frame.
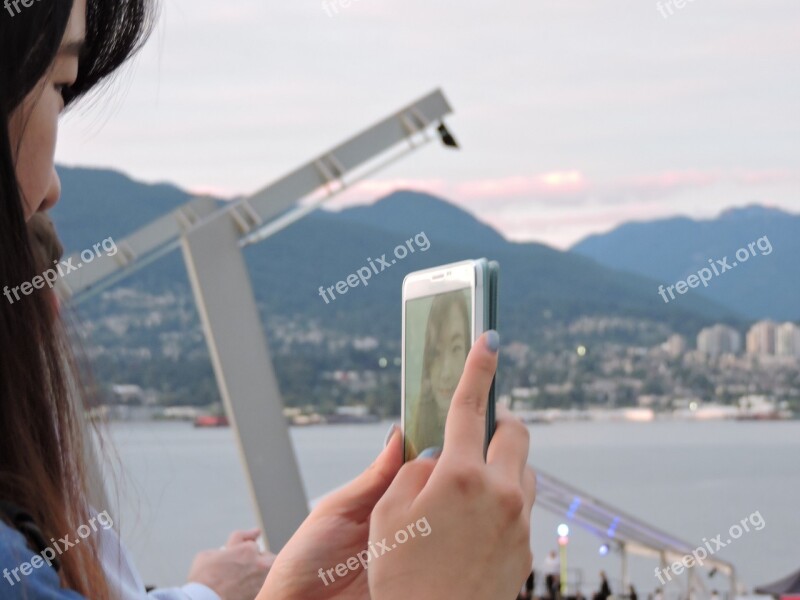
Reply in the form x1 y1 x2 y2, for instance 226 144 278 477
404 287 472 461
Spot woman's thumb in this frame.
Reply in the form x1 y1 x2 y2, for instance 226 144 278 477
320 424 403 517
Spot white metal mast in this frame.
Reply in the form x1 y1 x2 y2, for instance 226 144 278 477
60 89 457 550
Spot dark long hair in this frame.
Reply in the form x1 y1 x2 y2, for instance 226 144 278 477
0 0 156 596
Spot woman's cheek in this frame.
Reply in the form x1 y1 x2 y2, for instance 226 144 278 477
15 150 49 219
13 92 59 218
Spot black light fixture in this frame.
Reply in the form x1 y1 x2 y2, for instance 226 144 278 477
437 122 459 149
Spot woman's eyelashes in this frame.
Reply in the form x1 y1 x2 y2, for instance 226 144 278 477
55 83 75 107
54 67 79 105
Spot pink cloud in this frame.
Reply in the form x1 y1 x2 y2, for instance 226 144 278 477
618 170 721 191
733 169 799 185
311 167 799 228
455 171 587 199
485 201 676 249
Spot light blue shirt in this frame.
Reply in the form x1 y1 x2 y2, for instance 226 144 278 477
0 519 220 600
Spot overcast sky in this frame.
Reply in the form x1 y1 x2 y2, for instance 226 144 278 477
56 0 800 248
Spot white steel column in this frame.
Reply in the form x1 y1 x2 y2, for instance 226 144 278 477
181 214 307 551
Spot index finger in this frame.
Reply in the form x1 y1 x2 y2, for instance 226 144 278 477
226 528 261 547
486 404 530 482
441 330 499 463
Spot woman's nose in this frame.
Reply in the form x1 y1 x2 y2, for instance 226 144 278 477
41 168 61 211
443 353 459 378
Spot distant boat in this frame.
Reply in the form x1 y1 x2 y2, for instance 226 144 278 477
510 410 554 424
736 395 794 421
324 413 380 424
324 405 380 424
193 415 229 428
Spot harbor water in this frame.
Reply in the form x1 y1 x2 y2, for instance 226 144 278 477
105 420 800 596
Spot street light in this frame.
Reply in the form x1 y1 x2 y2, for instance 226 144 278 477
558 523 569 596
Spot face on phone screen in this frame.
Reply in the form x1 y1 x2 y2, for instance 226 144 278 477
404 287 472 461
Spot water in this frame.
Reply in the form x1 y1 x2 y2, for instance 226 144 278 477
105 420 800 595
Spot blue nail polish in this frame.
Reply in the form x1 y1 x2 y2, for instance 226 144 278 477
384 423 398 448
417 446 442 459
485 330 500 353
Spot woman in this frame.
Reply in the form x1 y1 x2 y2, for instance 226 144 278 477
1 0 537 598
2 4 271 598
406 290 471 459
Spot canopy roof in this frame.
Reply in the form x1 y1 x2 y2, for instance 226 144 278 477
755 568 800 596
536 468 736 577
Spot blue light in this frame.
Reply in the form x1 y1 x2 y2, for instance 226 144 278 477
607 517 620 538
599 544 610 556
567 497 582 519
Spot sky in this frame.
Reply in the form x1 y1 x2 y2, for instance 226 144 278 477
56 0 800 249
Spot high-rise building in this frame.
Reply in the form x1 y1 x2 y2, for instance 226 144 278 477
663 333 687 357
746 321 777 356
697 324 741 358
775 322 800 358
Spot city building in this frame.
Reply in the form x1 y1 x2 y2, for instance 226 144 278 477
775 322 800 358
697 324 741 358
746 320 777 356
662 333 687 357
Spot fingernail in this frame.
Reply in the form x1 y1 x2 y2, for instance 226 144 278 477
485 330 500 353
384 423 399 448
417 446 442 460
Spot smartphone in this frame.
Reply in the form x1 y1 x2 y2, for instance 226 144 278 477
401 258 499 462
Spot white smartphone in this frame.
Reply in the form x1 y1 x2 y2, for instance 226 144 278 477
401 258 498 462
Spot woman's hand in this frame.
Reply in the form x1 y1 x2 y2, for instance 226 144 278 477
187 528 275 600
256 425 404 600
368 331 536 600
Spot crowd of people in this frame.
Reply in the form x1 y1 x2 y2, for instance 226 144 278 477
517 551 651 600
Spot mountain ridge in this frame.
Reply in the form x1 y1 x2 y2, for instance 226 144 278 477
572 204 800 320
50 166 746 343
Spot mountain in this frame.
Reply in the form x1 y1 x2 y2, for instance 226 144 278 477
53 166 200 251
334 190 508 249
50 167 737 345
572 205 800 320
